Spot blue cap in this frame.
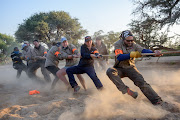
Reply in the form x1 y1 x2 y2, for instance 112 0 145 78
21 44 27 50
61 37 67 42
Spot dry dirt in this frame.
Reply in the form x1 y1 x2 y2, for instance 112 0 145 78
0 56 180 120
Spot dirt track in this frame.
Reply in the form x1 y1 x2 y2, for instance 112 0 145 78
0 56 180 120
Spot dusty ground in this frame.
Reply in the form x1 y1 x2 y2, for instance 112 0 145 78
0 56 180 120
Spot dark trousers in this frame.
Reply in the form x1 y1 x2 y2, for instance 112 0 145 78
106 67 162 104
66 66 103 89
46 66 60 89
27 60 51 82
13 63 27 78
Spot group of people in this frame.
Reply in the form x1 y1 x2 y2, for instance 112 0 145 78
11 30 172 107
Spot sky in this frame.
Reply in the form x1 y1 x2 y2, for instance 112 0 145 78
0 0 134 36
0 0 179 38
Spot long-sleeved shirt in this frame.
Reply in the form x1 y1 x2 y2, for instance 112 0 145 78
78 44 99 67
11 51 23 64
45 46 68 67
61 44 79 67
114 39 143 68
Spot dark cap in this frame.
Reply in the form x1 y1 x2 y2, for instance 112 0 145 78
33 39 39 42
120 30 133 40
56 42 61 47
85 36 92 42
14 47 19 51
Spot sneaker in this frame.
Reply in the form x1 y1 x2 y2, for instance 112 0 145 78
127 88 138 99
74 85 80 92
156 101 180 113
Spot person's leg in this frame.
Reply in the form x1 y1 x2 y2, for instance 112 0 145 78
40 62 51 83
106 67 138 98
16 69 22 78
106 67 128 93
21 62 27 73
13 64 22 78
46 66 60 89
84 66 103 89
66 66 84 88
27 62 40 80
56 68 69 86
125 67 162 104
76 74 86 90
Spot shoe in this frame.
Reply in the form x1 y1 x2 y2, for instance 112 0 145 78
127 88 138 99
74 85 80 92
156 101 180 113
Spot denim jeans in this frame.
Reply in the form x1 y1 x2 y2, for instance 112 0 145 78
66 66 103 89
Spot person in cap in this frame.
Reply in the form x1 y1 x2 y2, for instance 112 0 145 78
106 30 163 104
66 36 103 92
94 36 109 71
56 37 86 90
27 40 51 83
21 41 33 66
45 42 74 89
11 47 27 78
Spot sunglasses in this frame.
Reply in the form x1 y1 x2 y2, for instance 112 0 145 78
125 39 134 42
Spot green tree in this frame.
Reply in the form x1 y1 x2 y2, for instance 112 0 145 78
0 33 19 63
129 19 170 49
133 0 180 27
92 30 120 53
15 11 87 47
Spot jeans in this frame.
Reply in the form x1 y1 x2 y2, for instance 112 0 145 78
66 66 103 89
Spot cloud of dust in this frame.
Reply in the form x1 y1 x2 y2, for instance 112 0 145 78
82 71 168 119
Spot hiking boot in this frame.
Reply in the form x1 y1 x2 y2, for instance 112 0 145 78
155 101 180 113
74 85 80 92
127 88 138 99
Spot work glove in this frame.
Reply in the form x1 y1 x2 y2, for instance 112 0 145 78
130 51 142 58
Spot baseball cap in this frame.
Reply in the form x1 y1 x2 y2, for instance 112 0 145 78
56 42 61 47
24 41 29 44
21 44 28 50
85 36 92 42
61 37 67 42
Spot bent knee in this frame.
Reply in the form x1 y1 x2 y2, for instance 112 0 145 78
106 67 118 76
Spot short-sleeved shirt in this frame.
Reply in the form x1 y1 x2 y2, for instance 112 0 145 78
114 39 143 68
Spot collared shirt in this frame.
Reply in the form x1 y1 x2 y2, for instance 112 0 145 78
114 39 143 68
78 44 99 67
45 46 67 67
22 46 34 64
61 44 79 67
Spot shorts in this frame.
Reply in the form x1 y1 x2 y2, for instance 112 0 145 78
46 66 60 76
